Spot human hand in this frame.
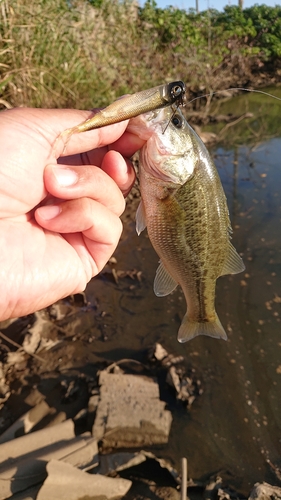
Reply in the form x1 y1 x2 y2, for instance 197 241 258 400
0 107 145 321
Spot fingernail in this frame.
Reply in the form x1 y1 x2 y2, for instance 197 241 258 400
37 205 62 220
53 167 78 187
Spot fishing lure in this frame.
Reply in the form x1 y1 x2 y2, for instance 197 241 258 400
57 81 186 148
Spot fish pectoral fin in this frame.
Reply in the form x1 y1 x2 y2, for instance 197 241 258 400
136 200 147 235
178 313 227 343
154 261 178 297
220 242 245 276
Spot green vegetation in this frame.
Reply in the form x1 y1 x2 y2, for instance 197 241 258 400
0 0 280 110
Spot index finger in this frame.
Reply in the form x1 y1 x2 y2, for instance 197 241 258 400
60 130 146 168
109 130 146 158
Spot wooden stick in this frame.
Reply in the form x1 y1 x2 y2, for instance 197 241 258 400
181 457 188 500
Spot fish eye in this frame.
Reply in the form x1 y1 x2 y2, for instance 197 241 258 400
172 115 183 128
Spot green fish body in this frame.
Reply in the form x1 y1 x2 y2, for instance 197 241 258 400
128 106 245 342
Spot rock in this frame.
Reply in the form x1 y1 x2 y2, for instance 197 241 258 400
249 482 281 500
92 371 172 448
148 343 184 367
152 486 180 499
204 475 223 500
166 366 181 394
153 343 169 361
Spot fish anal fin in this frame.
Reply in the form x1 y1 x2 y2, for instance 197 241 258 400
220 242 245 276
154 261 178 297
178 313 227 343
136 200 146 235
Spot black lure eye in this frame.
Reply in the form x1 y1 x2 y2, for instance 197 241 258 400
167 81 186 107
172 115 183 128
172 85 182 98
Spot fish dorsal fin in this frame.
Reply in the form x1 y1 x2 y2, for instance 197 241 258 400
154 261 178 297
220 242 245 276
136 200 147 235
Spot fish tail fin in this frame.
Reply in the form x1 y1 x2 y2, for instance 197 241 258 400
178 313 227 343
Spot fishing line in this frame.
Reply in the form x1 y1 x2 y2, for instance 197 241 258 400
187 87 281 105
162 104 182 135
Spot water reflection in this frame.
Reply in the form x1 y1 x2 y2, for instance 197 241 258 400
205 86 281 146
86 93 281 494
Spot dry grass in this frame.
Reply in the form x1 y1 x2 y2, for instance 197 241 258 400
0 0 270 110
0 0 170 109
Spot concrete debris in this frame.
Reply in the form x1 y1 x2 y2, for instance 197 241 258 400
143 451 180 484
97 450 179 484
1 341 272 500
36 460 132 500
98 451 147 475
203 475 246 500
92 371 172 448
88 393 100 413
249 482 281 500
166 365 203 407
0 349 179 498
0 420 98 499
0 418 75 463
148 343 185 367
148 343 203 407
0 399 51 444
45 410 67 427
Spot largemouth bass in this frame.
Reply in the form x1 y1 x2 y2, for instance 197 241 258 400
58 81 185 147
128 105 245 342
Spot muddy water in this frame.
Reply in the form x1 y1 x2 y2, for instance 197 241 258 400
85 91 280 494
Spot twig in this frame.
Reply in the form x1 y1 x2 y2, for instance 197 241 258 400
218 112 253 138
181 457 188 500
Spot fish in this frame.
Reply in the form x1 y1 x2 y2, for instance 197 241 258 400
127 105 245 342
58 81 186 147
